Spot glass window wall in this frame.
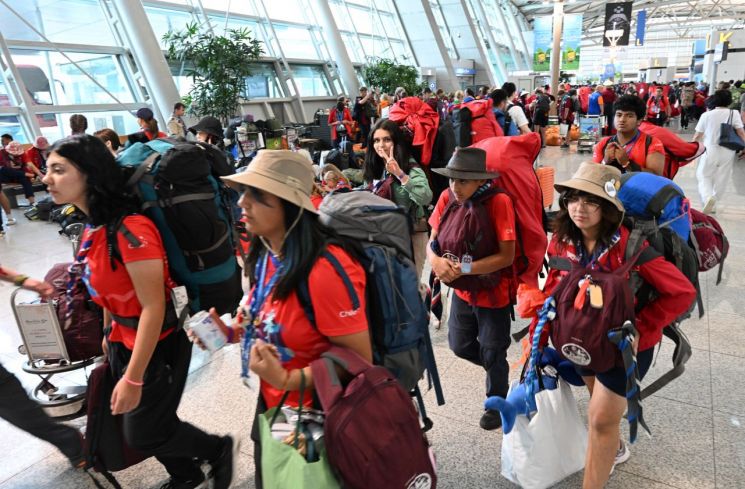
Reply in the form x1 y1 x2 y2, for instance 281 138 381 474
288 64 332 97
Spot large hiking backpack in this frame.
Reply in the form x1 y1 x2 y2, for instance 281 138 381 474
116 139 242 314
43 263 103 362
638 122 706 179
310 347 437 489
472 133 546 289
689 208 729 284
452 99 503 147
299 190 445 420
617 172 691 241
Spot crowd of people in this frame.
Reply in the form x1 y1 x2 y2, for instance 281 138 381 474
0 73 743 489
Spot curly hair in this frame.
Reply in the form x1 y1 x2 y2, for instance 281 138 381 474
49 134 138 227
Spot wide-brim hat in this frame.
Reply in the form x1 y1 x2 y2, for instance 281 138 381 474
432 147 499 180
5 141 24 156
221 150 317 214
555 162 624 212
189 116 224 139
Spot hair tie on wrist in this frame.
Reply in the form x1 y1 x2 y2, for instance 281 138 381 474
123 376 144 387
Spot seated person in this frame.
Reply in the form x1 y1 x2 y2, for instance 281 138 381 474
23 137 49 176
1 142 40 205
593 95 665 175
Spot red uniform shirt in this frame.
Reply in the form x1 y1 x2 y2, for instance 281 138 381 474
429 190 517 309
593 132 665 170
82 215 175 350
249 245 368 409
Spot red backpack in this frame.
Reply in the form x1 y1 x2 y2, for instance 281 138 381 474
434 187 504 292
548 251 642 373
472 133 546 289
452 99 503 147
311 346 437 489
689 208 729 284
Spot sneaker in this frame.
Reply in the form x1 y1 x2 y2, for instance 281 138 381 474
610 439 631 475
210 436 238 489
479 409 503 431
6 217 16 225
159 476 208 489
703 196 716 214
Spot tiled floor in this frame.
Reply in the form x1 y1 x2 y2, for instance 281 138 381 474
1 136 743 488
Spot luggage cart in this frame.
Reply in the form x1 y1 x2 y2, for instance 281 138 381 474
11 223 100 418
577 115 603 154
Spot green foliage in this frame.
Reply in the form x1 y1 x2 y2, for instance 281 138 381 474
361 57 425 96
163 22 264 124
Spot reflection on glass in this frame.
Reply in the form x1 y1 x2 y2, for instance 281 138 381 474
274 24 319 59
0 0 115 45
10 49 135 105
289 64 332 97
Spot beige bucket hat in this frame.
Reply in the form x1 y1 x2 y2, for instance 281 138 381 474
221 150 318 214
554 162 625 212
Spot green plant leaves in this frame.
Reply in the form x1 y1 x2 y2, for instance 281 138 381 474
361 57 426 97
163 22 264 124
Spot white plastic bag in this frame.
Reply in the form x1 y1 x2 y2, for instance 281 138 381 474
559 123 569 138
501 379 587 489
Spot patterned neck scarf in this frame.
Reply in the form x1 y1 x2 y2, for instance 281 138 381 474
64 225 94 328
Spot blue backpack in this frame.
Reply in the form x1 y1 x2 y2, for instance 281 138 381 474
297 190 444 430
116 139 242 314
617 171 691 241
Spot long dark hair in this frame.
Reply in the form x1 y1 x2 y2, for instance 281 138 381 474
363 119 413 182
50 134 138 227
552 189 624 252
244 187 356 300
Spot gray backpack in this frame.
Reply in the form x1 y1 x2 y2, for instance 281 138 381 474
318 190 414 260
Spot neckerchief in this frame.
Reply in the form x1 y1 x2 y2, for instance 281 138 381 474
64 225 95 328
575 229 621 269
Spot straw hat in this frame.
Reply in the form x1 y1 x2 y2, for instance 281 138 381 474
555 162 624 212
221 150 317 214
432 147 499 180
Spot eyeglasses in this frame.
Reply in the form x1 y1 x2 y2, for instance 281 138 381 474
562 195 602 211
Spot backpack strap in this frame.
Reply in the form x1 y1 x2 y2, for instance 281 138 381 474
640 323 691 399
607 321 651 443
646 184 683 217
107 220 142 271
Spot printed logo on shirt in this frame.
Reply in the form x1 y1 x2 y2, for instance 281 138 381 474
339 308 360 318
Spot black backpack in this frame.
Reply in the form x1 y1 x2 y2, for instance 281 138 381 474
116 139 243 315
535 95 550 112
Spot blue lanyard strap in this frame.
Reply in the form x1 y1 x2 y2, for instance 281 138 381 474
612 130 641 158
240 252 294 383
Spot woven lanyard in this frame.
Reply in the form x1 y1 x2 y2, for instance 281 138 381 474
613 130 641 158
64 225 95 328
240 252 294 383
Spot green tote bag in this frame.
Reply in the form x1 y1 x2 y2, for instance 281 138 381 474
259 371 341 489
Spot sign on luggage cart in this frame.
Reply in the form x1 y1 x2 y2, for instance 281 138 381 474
15 302 70 362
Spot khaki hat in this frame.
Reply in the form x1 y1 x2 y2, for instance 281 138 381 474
432 147 499 180
555 162 624 212
5 141 24 156
221 150 317 214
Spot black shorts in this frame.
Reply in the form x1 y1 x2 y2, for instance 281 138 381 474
574 347 654 397
533 110 549 127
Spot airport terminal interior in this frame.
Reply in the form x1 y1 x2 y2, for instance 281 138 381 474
0 0 744 488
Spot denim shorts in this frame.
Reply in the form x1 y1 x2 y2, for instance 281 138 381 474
575 347 655 397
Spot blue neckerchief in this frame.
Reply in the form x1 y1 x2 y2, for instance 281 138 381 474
576 230 621 268
470 181 493 201
611 130 642 158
